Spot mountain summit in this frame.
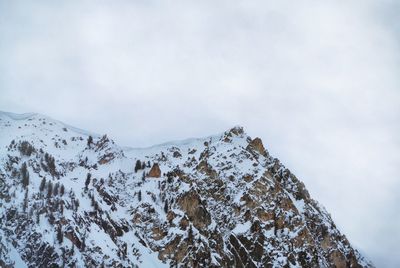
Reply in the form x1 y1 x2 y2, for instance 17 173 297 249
0 112 372 267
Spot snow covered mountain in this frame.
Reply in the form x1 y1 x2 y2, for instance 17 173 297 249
0 111 373 268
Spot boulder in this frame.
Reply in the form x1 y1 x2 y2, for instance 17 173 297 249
148 163 161 178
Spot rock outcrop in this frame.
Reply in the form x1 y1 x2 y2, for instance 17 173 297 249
247 137 268 156
148 163 161 178
177 190 211 229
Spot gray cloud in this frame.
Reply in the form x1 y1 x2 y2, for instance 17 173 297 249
1 0 399 266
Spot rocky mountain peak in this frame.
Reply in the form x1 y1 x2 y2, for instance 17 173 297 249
226 125 245 136
0 112 373 267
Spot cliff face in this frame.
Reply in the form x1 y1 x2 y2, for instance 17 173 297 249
0 112 373 267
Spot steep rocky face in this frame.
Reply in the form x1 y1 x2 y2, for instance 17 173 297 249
0 112 373 268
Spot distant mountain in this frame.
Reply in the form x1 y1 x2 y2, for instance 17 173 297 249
0 111 373 267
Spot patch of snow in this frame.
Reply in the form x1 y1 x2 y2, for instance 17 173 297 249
232 221 251 234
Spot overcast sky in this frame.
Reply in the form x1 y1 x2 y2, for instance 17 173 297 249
1 0 399 266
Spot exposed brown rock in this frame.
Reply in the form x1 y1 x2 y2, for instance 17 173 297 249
166 211 177 223
330 250 347 268
148 163 161 178
321 234 332 250
233 205 241 216
178 191 211 229
65 229 82 249
242 174 254 182
240 193 257 209
133 213 142 224
256 209 274 222
98 152 115 165
280 197 297 212
228 126 244 136
228 234 257 268
179 216 189 230
158 235 183 261
152 227 167 241
291 228 314 248
252 180 269 196
247 137 267 156
244 210 252 221
196 160 217 178
274 214 286 230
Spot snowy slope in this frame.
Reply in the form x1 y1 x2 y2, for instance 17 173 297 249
0 111 373 267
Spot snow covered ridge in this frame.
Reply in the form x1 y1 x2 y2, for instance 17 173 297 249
0 112 374 268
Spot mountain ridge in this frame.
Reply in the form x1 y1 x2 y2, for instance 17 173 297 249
0 111 373 267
